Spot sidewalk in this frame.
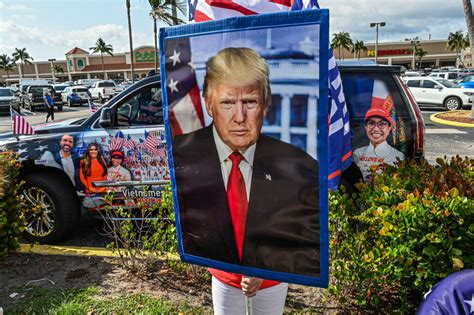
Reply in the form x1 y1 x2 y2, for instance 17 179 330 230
430 110 474 128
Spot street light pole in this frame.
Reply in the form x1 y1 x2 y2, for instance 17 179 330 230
370 22 386 64
48 58 56 83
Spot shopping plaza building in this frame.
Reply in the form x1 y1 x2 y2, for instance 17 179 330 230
0 39 472 85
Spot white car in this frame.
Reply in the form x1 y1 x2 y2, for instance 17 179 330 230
405 77 474 110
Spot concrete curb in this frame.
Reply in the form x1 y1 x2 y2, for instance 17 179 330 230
16 243 179 260
430 111 474 128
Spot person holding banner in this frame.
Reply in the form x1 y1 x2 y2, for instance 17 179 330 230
173 47 320 313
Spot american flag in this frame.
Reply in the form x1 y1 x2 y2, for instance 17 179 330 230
165 37 205 136
110 131 126 150
10 108 35 135
154 146 167 158
143 130 159 151
88 99 98 114
124 134 135 149
188 0 352 190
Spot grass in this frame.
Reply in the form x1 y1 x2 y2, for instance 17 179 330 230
4 287 204 314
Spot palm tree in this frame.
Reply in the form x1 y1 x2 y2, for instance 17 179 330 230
415 47 428 69
126 0 135 82
90 38 114 79
149 0 186 72
447 31 469 67
462 0 474 118
12 48 33 80
53 64 64 77
331 31 353 60
351 40 368 60
0 54 16 81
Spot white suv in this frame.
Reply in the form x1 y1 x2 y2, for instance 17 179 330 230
405 77 474 110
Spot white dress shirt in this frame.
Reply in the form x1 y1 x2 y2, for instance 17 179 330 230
212 125 256 201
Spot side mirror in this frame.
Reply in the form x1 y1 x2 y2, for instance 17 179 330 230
99 107 112 128
436 85 443 90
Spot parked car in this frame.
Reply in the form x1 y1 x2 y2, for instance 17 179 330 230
0 87 21 114
62 86 91 106
405 76 474 110
89 80 121 103
0 62 425 244
457 74 474 89
429 72 460 81
23 85 63 112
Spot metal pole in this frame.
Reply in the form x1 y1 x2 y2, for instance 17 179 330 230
375 25 379 64
126 0 135 83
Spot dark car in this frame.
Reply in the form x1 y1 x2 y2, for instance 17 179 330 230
0 62 425 244
0 87 21 115
23 85 63 112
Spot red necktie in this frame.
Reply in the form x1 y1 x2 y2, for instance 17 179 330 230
227 151 248 261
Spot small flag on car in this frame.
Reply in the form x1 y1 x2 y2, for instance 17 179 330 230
10 107 35 135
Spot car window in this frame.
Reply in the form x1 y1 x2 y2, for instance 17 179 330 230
54 85 67 92
422 80 438 88
98 82 115 88
340 72 413 158
0 89 13 96
73 88 89 93
113 86 163 127
406 80 421 87
437 79 458 88
448 73 457 79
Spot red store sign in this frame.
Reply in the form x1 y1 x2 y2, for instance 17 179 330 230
367 49 413 57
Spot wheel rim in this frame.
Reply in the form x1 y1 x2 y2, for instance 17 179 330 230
446 98 459 110
23 187 56 237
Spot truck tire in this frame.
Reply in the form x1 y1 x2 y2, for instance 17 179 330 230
444 96 461 111
22 172 80 244
57 105 63 112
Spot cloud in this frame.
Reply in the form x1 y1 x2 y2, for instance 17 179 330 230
319 0 467 42
0 20 153 59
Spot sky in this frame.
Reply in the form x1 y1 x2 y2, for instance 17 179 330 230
0 0 469 61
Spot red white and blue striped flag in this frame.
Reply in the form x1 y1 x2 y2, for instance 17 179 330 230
186 0 352 190
10 107 35 135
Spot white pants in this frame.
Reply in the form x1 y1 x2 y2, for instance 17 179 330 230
212 276 288 315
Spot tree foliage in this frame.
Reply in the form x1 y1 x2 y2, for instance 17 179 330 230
149 0 186 71
351 40 368 60
90 38 114 78
12 48 33 80
0 54 16 79
331 31 353 60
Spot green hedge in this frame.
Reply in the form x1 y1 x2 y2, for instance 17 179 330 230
329 156 473 312
0 152 25 260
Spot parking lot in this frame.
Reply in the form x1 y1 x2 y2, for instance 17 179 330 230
0 105 91 133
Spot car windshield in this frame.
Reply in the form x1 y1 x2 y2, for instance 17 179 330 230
0 89 14 96
437 79 458 88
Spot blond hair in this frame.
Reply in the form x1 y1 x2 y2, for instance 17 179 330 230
203 47 271 108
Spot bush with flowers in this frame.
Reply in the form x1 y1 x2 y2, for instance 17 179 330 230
329 156 473 312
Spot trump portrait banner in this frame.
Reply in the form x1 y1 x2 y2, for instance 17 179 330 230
159 9 329 287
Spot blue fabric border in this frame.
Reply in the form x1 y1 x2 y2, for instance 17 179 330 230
160 9 330 288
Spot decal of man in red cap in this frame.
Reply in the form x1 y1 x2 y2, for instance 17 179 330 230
353 105 405 181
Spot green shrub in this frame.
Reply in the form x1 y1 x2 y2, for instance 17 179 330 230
0 152 25 260
329 156 473 312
